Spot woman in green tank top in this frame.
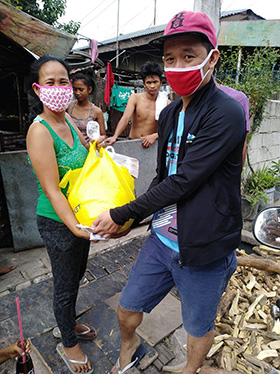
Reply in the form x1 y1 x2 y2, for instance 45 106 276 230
27 55 106 374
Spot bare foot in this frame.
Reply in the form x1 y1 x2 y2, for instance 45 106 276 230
0 266 16 275
63 343 92 373
75 323 97 339
111 334 141 374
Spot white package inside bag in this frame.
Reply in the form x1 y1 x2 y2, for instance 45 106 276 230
105 146 139 179
87 121 100 140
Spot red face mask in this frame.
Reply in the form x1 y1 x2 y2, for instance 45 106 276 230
165 50 213 97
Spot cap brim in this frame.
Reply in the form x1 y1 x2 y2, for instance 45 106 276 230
149 31 214 49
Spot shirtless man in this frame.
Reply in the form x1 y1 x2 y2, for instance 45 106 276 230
106 61 169 148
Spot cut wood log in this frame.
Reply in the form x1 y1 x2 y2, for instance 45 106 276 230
252 246 279 260
216 289 237 321
162 361 186 372
207 341 224 358
268 340 280 350
237 255 280 274
245 294 266 320
199 366 242 374
257 349 278 360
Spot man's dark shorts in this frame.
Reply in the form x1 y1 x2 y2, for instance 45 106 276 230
119 231 237 337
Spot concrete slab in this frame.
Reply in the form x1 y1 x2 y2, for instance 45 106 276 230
241 228 259 246
163 326 188 367
105 293 183 347
77 270 128 305
0 278 54 320
0 151 44 251
0 245 48 292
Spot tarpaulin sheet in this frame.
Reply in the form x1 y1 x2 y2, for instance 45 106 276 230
0 0 77 57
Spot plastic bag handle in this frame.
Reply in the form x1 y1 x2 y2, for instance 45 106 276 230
105 146 115 158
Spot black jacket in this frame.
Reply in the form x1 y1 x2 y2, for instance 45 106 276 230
111 78 246 266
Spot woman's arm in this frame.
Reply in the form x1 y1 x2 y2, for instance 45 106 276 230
94 106 106 136
26 122 90 239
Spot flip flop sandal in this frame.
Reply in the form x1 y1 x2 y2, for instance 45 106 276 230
53 324 97 340
56 342 94 374
116 343 146 374
53 323 97 340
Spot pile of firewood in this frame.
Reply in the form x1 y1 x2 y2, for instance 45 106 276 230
203 246 280 374
162 245 280 373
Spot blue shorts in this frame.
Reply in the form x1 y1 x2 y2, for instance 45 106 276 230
119 231 237 338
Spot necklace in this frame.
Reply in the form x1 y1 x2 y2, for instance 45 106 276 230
76 102 91 118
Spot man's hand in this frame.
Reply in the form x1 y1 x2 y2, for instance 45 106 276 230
105 136 117 146
92 210 121 238
141 133 158 148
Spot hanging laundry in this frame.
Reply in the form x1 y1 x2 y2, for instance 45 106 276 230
110 84 133 112
90 39 98 63
104 62 114 105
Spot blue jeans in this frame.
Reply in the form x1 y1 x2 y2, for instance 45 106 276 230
119 231 237 337
37 215 90 347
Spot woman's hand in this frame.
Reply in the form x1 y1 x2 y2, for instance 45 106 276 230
73 225 91 240
95 135 107 151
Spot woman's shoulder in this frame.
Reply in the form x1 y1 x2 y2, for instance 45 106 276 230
68 100 77 113
27 119 53 147
92 103 102 114
29 116 47 130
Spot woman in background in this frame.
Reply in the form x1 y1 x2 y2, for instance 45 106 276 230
68 73 106 142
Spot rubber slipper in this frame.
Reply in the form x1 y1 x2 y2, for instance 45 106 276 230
116 343 146 374
0 266 16 275
56 342 94 374
53 323 97 340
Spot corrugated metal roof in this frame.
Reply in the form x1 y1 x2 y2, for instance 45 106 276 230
98 9 261 46
98 24 165 46
97 19 280 48
220 9 248 18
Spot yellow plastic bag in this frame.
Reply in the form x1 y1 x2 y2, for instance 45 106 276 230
59 141 135 232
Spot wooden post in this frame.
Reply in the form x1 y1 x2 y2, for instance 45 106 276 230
116 0 120 68
193 0 221 39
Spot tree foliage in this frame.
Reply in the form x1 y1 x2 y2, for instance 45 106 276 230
217 45 280 135
4 0 80 34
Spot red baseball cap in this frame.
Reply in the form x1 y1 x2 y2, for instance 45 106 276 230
150 11 217 49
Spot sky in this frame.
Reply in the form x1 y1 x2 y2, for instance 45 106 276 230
59 0 280 47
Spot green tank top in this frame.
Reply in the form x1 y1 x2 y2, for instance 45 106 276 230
33 115 88 222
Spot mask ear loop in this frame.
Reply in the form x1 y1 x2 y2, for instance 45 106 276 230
199 50 214 79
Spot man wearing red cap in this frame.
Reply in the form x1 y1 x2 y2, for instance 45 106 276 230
93 11 246 374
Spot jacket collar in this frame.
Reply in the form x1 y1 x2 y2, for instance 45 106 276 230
164 77 218 137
